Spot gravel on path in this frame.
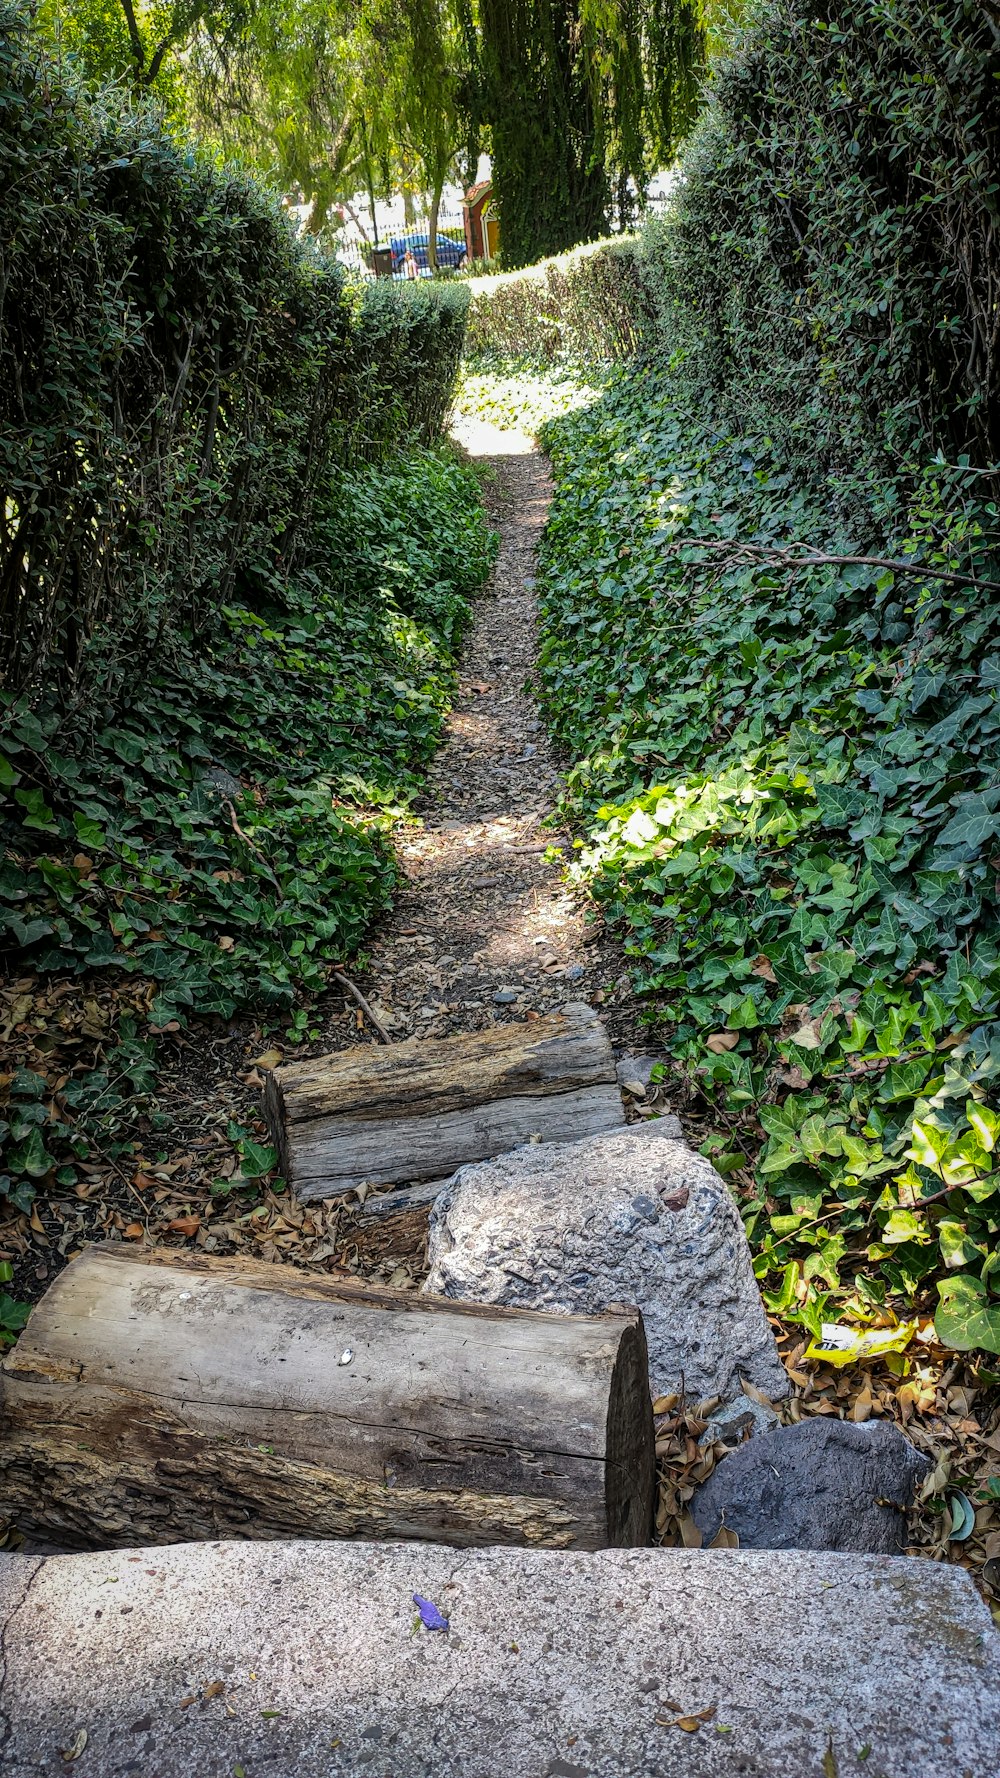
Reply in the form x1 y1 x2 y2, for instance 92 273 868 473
350 412 653 1062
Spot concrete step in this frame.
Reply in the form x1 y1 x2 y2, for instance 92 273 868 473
2 1540 997 1776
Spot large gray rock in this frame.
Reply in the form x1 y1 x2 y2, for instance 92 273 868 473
692 1417 932 1553
424 1123 788 1404
1 1541 996 1777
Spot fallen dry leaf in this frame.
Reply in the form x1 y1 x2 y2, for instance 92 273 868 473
166 1215 200 1237
250 1048 284 1070
706 1031 739 1053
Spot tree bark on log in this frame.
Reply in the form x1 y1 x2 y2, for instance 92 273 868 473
264 1002 624 1203
0 1246 654 1553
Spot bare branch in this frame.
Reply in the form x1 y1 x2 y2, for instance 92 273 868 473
671 538 1000 597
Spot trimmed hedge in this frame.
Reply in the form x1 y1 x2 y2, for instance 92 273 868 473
640 0 1000 498
0 3 468 703
464 237 653 365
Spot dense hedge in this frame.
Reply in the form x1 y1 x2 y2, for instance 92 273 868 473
0 7 493 1237
464 237 652 365
0 3 468 704
640 0 1000 500
530 0 1000 1355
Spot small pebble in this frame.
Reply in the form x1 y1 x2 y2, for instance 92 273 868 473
493 988 519 1004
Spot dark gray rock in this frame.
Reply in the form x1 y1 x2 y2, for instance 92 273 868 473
615 1054 663 1092
706 1394 780 1447
692 1416 931 1553
201 764 243 801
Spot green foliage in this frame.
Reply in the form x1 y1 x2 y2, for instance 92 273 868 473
0 1027 156 1215
639 0 1000 505
537 363 1000 1353
187 0 481 248
0 4 470 705
0 11 495 1229
478 0 610 268
456 363 605 434
479 0 708 267
523 0 1000 1357
464 239 653 366
0 444 496 1211
34 0 235 111
350 280 471 453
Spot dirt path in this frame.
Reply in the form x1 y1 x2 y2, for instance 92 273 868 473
350 414 645 1056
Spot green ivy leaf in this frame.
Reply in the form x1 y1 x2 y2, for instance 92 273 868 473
238 1140 279 1179
935 1275 1000 1354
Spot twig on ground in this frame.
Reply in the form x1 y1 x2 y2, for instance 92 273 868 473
222 798 281 889
333 968 393 1042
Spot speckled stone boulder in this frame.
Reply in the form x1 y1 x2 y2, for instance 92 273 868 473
424 1123 788 1404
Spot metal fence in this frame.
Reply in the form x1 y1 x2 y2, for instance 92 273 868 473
331 184 674 281
334 209 470 281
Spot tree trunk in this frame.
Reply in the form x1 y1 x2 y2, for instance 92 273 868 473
0 1246 654 1553
428 175 444 271
263 1004 624 1203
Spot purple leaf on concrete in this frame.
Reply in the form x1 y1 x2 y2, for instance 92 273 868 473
413 1592 449 1632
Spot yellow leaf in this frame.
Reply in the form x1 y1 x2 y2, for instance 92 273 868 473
60 1729 88 1762
804 1321 916 1368
250 1047 284 1070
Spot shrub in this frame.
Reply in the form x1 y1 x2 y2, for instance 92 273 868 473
0 9 492 1229
639 0 1000 502
538 364 1000 1354
464 237 652 366
0 2 470 706
530 0 1000 1352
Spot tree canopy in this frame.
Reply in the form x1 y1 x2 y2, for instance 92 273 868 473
34 0 712 263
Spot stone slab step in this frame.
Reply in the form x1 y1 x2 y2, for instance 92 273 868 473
2 1541 997 1776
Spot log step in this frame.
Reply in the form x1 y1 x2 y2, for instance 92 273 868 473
0 1245 653 1553
1 1540 996 1776
263 1001 624 1203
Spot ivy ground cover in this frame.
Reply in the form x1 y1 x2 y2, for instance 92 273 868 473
0 447 496 1287
537 363 1000 1357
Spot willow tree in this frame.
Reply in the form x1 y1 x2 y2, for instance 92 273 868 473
360 0 478 268
479 0 708 266
478 0 609 269
189 0 366 236
34 0 247 115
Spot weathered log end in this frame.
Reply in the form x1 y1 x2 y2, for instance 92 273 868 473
605 1312 655 1546
263 1003 625 1203
0 1246 653 1555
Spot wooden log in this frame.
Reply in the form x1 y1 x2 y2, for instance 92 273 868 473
264 1002 624 1202
0 1245 654 1554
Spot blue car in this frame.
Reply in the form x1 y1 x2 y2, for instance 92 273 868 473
389 231 467 273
